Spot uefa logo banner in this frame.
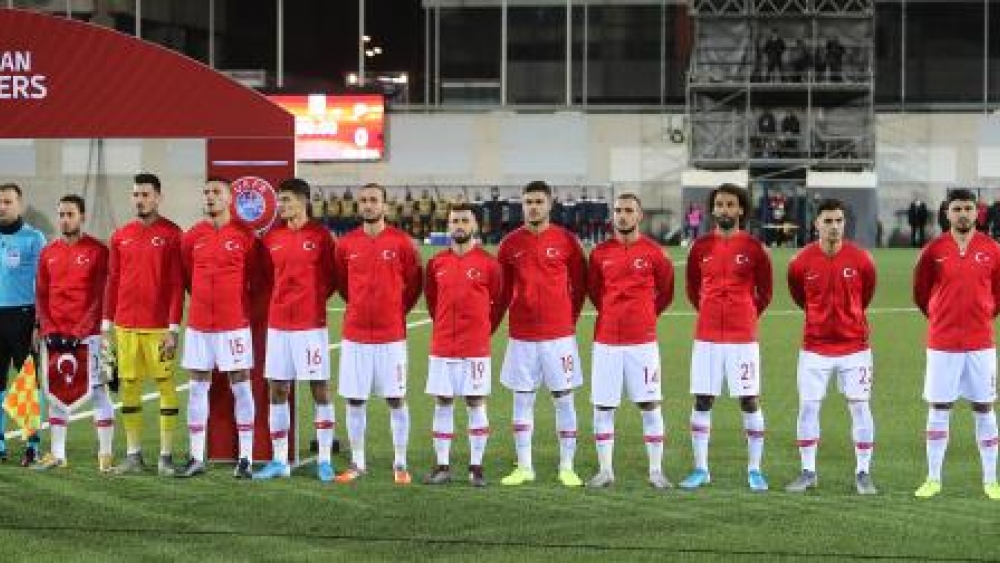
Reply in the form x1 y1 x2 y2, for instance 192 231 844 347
232 176 278 235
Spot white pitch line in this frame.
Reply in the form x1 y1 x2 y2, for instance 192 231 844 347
3 319 438 443
7 307 915 442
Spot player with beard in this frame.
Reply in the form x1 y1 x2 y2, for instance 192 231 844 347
681 183 773 492
422 203 505 486
34 194 114 471
913 189 1000 500
586 193 674 489
176 178 261 479
334 183 423 484
104 173 185 476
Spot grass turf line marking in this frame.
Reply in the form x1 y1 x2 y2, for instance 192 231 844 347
2 317 436 444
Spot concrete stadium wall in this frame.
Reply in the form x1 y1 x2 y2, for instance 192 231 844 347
3 112 999 241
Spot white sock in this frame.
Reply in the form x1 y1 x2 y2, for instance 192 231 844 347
467 404 489 466
390 404 409 469
187 380 211 462
268 402 290 465
347 403 367 470
315 402 335 464
512 392 536 472
92 384 114 457
796 400 821 473
974 411 999 484
690 409 711 471
48 404 69 460
641 407 665 475
432 403 454 466
743 409 765 472
231 380 255 462
554 393 578 471
593 407 615 474
926 408 951 481
849 401 875 474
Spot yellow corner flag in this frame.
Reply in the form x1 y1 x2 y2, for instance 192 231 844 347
3 357 40 441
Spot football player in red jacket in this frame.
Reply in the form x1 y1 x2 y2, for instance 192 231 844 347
913 189 1000 500
785 198 877 495
681 183 772 492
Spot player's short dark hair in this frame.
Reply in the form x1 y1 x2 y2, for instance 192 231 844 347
0 182 21 198
278 178 311 201
134 173 161 193
206 176 231 186
815 198 845 215
359 182 387 200
707 183 751 226
616 192 643 209
522 180 552 198
59 194 86 214
448 202 480 223
946 188 977 206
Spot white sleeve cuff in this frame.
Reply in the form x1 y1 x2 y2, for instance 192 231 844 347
101 320 113 332
169 324 180 333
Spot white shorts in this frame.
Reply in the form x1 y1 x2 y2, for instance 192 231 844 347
264 328 329 381
591 342 662 407
181 327 254 372
924 348 998 404
690 340 761 397
797 349 873 402
425 356 491 397
338 339 407 399
500 336 583 393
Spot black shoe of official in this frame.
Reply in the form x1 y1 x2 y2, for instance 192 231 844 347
19 446 37 467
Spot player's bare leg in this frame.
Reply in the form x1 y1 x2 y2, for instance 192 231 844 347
466 396 489 487
681 394 714 490
424 396 454 485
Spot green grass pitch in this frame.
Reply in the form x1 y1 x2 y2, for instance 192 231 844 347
2 247 999 562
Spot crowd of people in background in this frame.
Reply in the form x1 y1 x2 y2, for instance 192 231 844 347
758 28 853 83
311 187 613 245
908 195 1000 248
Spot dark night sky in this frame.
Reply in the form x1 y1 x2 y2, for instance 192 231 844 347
223 0 424 93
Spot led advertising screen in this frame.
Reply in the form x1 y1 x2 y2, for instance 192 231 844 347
268 93 385 162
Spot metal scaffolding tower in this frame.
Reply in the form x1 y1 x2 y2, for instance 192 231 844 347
686 0 875 175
